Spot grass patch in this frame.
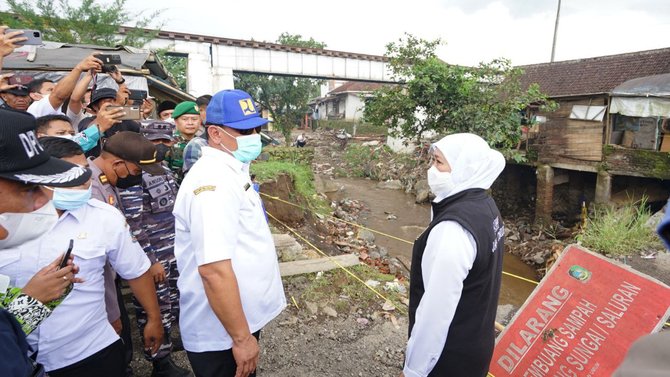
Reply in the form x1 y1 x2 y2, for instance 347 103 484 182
342 144 423 180
264 146 314 165
288 265 407 313
577 199 662 256
251 160 330 214
318 120 388 136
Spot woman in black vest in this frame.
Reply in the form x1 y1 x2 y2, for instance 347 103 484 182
403 133 506 377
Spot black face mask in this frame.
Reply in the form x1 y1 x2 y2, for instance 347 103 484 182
116 172 142 189
155 144 171 162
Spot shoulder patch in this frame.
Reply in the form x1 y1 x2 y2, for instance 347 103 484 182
194 185 216 195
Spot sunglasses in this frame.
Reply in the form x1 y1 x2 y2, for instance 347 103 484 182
237 126 262 135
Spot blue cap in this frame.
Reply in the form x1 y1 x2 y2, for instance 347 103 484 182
205 89 269 130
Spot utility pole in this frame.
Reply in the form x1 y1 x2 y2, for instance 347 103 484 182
551 0 562 62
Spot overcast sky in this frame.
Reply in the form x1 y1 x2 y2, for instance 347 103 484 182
5 0 670 66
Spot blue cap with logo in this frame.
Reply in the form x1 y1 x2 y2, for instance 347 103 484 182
205 89 269 130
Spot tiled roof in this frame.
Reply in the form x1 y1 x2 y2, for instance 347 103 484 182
328 81 388 94
519 48 670 97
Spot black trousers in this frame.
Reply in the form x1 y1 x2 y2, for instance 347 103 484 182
187 331 261 377
116 277 133 370
48 339 125 377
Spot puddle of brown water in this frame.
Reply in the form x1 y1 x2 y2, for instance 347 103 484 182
325 176 537 308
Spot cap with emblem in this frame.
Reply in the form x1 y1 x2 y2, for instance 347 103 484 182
89 88 117 108
206 89 268 130
141 121 175 142
1 85 30 96
103 131 165 175
172 101 199 120
0 108 91 186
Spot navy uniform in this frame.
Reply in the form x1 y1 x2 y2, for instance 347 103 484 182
91 131 190 377
117 122 189 377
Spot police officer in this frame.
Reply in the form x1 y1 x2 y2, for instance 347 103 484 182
88 131 169 376
117 122 189 377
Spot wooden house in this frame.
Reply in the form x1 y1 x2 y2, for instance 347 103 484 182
516 48 670 223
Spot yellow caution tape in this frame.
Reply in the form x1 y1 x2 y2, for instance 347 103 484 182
261 192 542 286
266 210 408 315
261 192 415 245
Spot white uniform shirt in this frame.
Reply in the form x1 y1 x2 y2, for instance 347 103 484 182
0 199 150 371
173 146 286 352
26 95 86 126
403 221 476 377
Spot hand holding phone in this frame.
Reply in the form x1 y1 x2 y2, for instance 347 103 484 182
5 29 43 45
58 239 74 270
96 54 122 65
108 105 141 121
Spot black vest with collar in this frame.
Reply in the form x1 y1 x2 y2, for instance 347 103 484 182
409 188 504 376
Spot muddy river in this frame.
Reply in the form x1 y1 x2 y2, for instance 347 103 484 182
327 176 537 308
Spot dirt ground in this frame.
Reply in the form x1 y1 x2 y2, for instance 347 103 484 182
127 128 670 376
128 276 408 377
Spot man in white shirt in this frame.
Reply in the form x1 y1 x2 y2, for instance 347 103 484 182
27 54 103 119
173 89 286 377
0 107 88 377
2 136 164 377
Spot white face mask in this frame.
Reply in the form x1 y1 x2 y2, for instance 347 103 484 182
0 201 58 250
54 134 75 141
427 166 455 198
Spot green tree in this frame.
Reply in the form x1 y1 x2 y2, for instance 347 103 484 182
1 0 162 47
235 33 325 142
156 50 187 91
364 34 556 152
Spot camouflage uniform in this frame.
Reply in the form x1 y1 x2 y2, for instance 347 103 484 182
119 167 179 361
166 131 188 183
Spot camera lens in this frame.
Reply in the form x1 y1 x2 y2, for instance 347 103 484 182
159 198 168 206
33 31 40 37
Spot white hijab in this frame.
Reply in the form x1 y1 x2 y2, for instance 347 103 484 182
431 133 506 201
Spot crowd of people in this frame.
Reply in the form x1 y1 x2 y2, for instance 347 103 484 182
0 26 284 377
1 25 668 377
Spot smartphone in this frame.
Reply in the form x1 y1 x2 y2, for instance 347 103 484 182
6 29 43 45
108 105 141 120
129 90 147 101
96 54 122 65
101 64 119 74
58 239 74 270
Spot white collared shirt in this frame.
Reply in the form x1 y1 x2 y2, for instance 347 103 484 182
0 199 150 371
173 146 286 352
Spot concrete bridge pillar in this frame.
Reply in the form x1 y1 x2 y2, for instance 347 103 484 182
212 67 234 92
594 171 612 205
186 52 213 96
535 164 554 225
187 53 234 95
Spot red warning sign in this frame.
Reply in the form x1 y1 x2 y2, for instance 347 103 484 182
489 245 670 377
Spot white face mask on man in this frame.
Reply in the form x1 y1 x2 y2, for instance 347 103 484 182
427 166 455 198
0 201 58 250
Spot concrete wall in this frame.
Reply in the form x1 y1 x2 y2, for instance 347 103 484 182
344 94 365 121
